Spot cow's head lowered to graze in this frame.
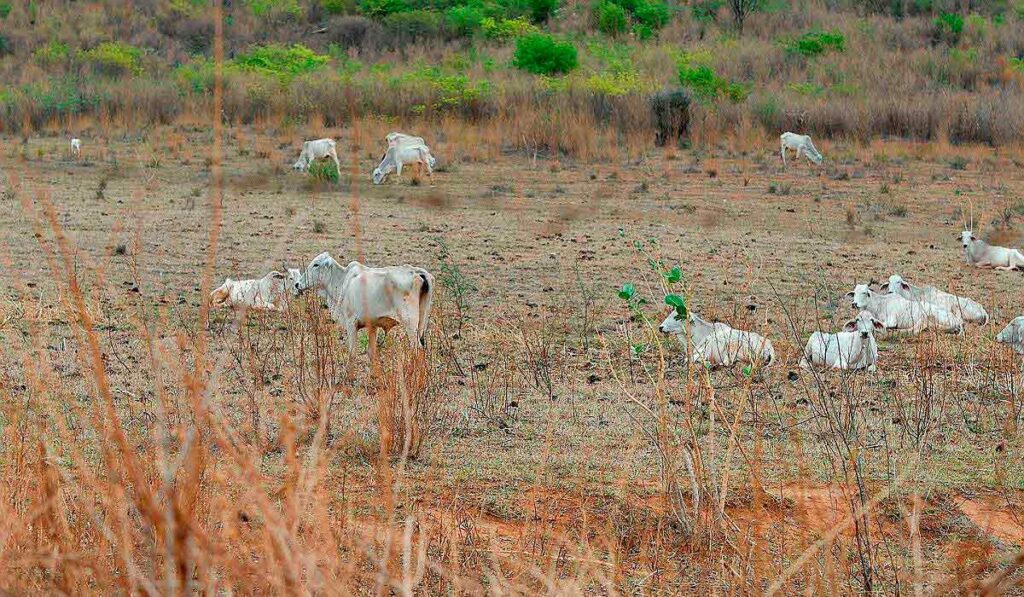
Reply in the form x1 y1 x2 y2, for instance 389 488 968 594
372 153 394 185
294 252 337 294
843 311 883 339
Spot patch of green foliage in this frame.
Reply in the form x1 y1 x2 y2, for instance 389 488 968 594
690 0 721 22
0 0 12 18
358 0 409 17
594 1 628 36
174 57 216 93
446 4 487 35
678 63 748 102
170 0 209 16
321 0 348 14
783 30 845 57
788 81 824 96
233 44 329 81
307 160 340 183
247 0 303 18
528 0 559 22
481 16 538 39
77 42 143 76
596 0 671 39
34 41 70 65
512 33 578 75
396 65 493 111
934 12 964 42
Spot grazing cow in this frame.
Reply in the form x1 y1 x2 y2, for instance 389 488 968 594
210 271 293 311
70 138 81 156
960 230 1024 271
386 132 426 148
880 273 988 325
372 144 436 185
292 138 341 176
658 310 775 368
800 311 883 371
780 132 823 166
295 252 434 358
996 317 1024 355
848 283 964 335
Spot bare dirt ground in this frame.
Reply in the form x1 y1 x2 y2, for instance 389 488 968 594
4 128 1024 591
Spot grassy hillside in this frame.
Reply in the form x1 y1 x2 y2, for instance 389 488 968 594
2 0 1024 152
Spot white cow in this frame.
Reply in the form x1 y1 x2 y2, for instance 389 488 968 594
960 230 1024 271
658 310 775 368
210 270 294 311
800 311 883 371
295 252 434 358
996 317 1024 355
848 283 963 335
293 138 341 177
880 274 988 325
372 144 436 185
386 132 426 148
780 132 823 166
70 138 81 157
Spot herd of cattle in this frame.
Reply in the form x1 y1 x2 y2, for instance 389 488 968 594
203 130 1024 374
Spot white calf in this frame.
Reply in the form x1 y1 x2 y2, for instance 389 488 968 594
881 273 988 325
210 271 292 311
293 138 341 177
70 138 81 157
780 132 823 166
659 310 775 368
960 230 1024 271
848 284 963 335
800 311 883 371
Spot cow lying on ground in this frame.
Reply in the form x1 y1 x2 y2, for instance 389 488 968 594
800 311 883 371
780 132 823 166
881 273 988 325
996 317 1024 355
295 252 434 358
293 138 341 176
960 230 1024 271
210 270 297 311
658 310 775 368
848 284 964 335
372 144 436 185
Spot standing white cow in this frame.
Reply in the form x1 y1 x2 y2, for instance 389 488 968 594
210 270 294 311
70 138 81 157
960 230 1024 271
293 138 341 177
880 274 988 325
780 132 823 166
996 317 1024 355
847 284 963 335
295 252 434 359
800 311 883 371
372 144 436 185
658 310 775 368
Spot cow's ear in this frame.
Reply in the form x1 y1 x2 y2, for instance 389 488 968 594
843 320 857 332
900 281 910 290
879 283 889 292
845 291 854 298
271 271 285 279
872 318 884 330
971 234 978 241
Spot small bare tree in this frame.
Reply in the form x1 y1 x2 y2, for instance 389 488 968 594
728 0 760 35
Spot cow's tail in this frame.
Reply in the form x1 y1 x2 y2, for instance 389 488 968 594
416 271 434 347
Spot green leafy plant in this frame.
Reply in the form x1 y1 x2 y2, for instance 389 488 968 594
633 0 670 30
34 41 70 66
664 293 686 318
247 0 303 18
0 0 12 18
594 1 628 36
481 16 538 39
527 0 559 22
783 30 845 57
446 4 487 36
232 44 329 81
77 42 143 76
934 12 964 42
322 0 349 14
678 63 748 102
512 33 578 75
307 160 340 183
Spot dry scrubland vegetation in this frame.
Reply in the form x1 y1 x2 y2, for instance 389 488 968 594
5 0 1024 595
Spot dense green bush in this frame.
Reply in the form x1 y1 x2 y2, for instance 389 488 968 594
446 4 487 35
233 44 329 80
527 0 559 22
595 1 628 36
482 16 538 39
678 64 748 102
783 30 845 56
512 33 578 75
247 0 303 18
77 42 143 76
633 1 670 29
358 0 410 18
322 0 349 14
0 1 12 18
934 12 964 42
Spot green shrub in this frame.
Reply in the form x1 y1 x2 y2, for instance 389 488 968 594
322 0 348 14
446 4 486 35
481 16 538 39
528 0 559 22
174 57 216 93
678 63 748 102
383 10 443 41
34 41 70 65
247 0 303 18
0 1 12 18
1011 56 1024 73
934 12 964 42
77 42 143 76
594 1 628 36
308 160 340 183
233 44 329 80
633 0 670 30
512 33 578 75
783 30 845 57
358 0 409 18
